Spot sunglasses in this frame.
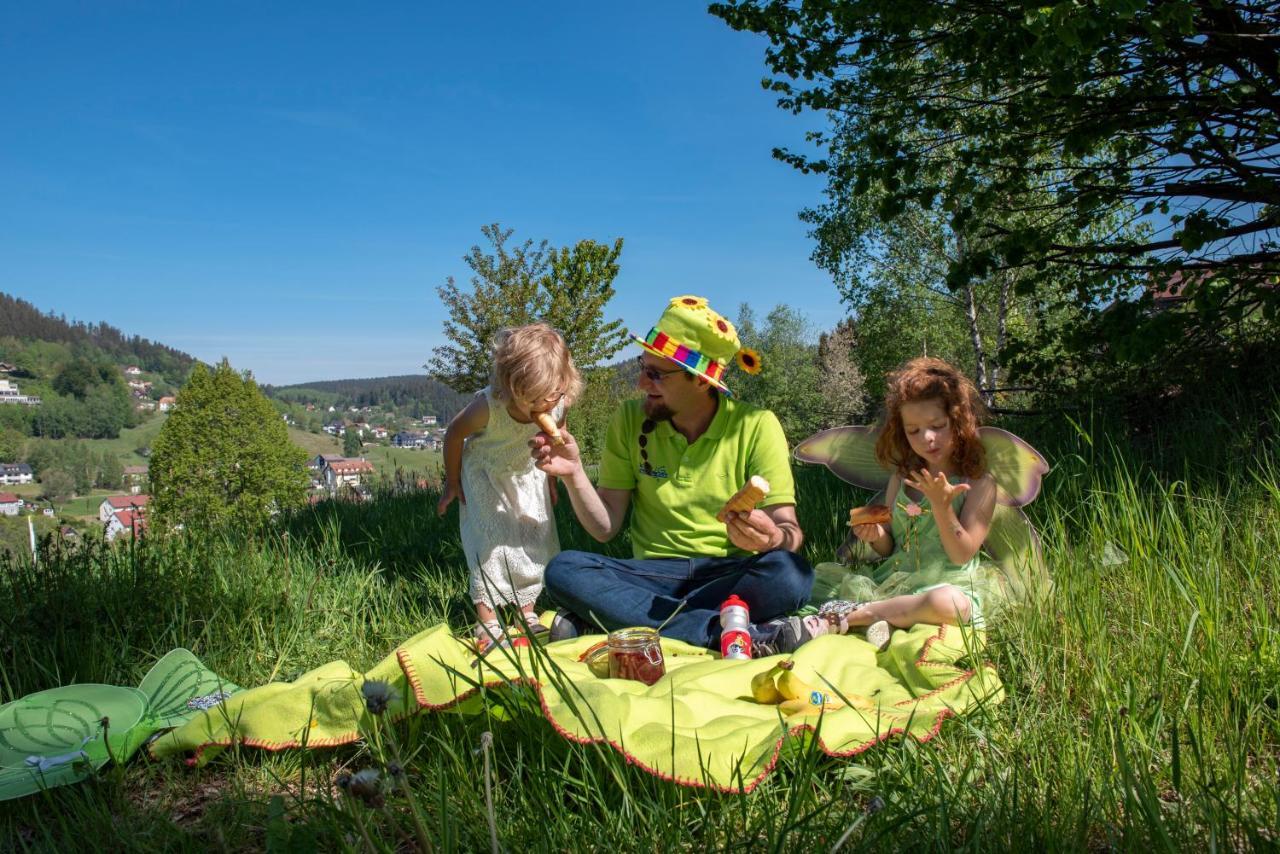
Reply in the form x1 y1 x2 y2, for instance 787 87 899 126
636 356 687 383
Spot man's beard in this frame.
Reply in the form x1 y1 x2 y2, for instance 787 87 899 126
642 396 675 422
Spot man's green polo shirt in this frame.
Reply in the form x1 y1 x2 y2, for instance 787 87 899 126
597 396 796 559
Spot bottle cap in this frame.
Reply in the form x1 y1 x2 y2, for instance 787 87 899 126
721 594 747 611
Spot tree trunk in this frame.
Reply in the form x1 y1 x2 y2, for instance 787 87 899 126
964 279 991 405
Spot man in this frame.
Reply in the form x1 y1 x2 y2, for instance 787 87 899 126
531 295 814 653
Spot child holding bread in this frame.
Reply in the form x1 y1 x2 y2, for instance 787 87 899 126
437 323 581 652
792 357 1001 646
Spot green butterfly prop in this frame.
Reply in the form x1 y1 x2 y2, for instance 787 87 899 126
0 649 239 802
794 425 1052 603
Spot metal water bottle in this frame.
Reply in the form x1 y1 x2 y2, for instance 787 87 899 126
719 595 752 660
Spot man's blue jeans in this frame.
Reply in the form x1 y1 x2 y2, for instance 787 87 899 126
543 549 814 648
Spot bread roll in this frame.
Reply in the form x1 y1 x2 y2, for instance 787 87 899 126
716 475 771 522
848 504 891 527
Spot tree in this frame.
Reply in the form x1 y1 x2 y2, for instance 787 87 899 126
0 427 24 461
428 224 628 392
39 469 75 504
734 304 827 443
816 319 868 426
343 427 363 457
150 360 308 533
711 0 1279 368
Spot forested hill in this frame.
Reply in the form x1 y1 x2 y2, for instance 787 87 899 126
265 375 471 421
0 292 198 381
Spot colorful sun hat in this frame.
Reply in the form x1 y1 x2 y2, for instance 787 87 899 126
632 295 762 394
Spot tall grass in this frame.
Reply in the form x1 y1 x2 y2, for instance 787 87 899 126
1 402 1277 851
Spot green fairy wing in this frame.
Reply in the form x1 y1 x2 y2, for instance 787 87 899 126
980 428 1049 508
793 425 890 492
795 424 1049 508
985 504 1051 602
0 684 147 802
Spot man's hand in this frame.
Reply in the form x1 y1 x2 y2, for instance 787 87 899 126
724 508 783 553
531 429 583 478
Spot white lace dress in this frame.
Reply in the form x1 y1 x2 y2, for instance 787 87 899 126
459 387 563 609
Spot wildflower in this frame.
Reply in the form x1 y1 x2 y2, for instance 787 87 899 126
345 769 385 808
361 680 400 716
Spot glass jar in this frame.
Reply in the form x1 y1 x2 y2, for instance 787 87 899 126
607 627 666 685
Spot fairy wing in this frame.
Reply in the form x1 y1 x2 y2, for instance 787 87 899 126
984 503 1051 601
794 424 1048 508
792 425 891 492
980 428 1050 508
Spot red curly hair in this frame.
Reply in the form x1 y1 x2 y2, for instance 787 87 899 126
874 357 987 479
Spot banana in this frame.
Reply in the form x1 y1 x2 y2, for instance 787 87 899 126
750 662 785 704
775 659 816 702
775 660 845 715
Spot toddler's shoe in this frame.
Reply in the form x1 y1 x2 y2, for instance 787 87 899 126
864 620 892 651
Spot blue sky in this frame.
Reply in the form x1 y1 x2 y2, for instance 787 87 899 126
1 2 842 385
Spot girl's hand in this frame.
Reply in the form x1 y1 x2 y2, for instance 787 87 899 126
851 522 886 543
905 468 970 508
436 481 465 516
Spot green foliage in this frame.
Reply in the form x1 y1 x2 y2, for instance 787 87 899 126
428 224 628 393
342 428 362 457
150 361 308 533
0 427 24 461
570 365 636 467
711 0 1279 390
733 304 827 443
25 439 124 492
39 469 74 503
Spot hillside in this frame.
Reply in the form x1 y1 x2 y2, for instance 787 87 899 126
0 292 198 385
265 374 471 422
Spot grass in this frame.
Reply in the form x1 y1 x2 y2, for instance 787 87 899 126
1 400 1277 850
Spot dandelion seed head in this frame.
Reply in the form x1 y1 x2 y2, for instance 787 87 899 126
361 680 400 715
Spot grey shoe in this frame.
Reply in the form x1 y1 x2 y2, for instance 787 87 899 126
548 608 589 642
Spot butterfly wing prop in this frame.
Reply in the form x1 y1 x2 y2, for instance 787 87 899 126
980 428 1049 508
793 425 891 492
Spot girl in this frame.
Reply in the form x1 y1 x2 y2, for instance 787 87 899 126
437 323 582 652
793 357 1000 646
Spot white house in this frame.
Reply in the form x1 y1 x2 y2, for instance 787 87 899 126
323 458 375 493
421 415 438 426
157 396 176 412
0 379 41 406
99 494 150 523
105 508 146 541
392 431 429 449
0 492 21 516
124 366 143 376
0 463 34 485
123 465 149 495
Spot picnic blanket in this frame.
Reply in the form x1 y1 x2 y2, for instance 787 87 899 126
150 621 1002 793
0 649 240 802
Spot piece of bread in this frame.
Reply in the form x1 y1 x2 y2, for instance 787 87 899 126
848 504 891 527
534 412 565 446
716 475 771 522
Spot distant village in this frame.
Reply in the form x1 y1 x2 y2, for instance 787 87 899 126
1 360 450 551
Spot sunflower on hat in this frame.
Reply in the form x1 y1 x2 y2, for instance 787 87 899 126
670 295 708 311
736 347 762 375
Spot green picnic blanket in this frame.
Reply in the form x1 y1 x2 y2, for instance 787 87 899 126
150 622 1002 792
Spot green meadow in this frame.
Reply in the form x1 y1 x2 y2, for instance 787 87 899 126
1 399 1277 851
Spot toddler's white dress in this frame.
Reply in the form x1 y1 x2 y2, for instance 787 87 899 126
459 387 563 609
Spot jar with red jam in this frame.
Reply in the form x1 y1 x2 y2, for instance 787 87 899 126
607 627 666 685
